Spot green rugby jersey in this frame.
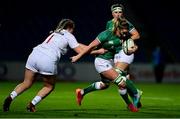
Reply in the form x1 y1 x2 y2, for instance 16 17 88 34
96 30 123 60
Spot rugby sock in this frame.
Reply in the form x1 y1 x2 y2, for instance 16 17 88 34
126 79 137 99
126 79 138 94
115 68 138 98
31 96 42 105
118 88 131 105
127 88 134 99
114 68 138 100
125 75 135 98
10 91 17 99
83 82 101 96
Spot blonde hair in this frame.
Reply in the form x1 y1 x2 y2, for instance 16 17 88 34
50 19 75 33
112 17 128 34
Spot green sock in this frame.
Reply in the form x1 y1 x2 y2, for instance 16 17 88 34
127 88 134 99
83 82 98 96
120 93 131 105
126 79 138 94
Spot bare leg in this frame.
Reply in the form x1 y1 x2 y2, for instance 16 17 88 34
115 62 142 108
27 75 56 112
37 75 56 98
3 68 36 112
114 62 129 71
101 68 119 81
14 69 36 94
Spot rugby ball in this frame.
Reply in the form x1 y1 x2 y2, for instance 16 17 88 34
122 38 135 55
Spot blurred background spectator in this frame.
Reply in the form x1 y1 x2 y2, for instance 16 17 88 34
152 46 166 83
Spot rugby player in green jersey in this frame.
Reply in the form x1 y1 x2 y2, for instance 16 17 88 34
71 18 140 112
106 3 142 109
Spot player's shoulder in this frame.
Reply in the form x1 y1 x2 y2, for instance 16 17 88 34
106 19 113 24
97 30 112 41
99 29 112 35
53 30 76 42
62 30 75 38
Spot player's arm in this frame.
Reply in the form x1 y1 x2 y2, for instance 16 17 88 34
127 20 140 40
78 43 107 55
79 43 87 49
71 39 100 62
128 45 138 54
90 48 108 55
130 29 140 40
73 43 88 54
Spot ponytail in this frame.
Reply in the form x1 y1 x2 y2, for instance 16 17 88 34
50 19 75 33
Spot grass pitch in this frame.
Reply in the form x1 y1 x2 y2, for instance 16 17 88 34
0 81 180 118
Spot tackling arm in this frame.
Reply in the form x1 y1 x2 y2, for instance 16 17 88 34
71 39 100 62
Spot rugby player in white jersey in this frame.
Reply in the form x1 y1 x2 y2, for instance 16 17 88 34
3 19 85 112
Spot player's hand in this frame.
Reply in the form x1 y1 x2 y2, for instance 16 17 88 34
70 55 81 63
90 48 108 55
97 48 108 54
128 44 138 54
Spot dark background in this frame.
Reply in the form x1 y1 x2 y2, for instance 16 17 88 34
0 0 179 63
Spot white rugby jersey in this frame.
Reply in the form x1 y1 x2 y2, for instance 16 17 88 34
33 29 79 61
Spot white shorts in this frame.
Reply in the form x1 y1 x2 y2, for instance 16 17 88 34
25 49 59 75
94 57 113 73
114 50 134 64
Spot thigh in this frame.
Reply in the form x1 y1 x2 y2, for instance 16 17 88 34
25 51 39 73
115 62 129 71
100 74 111 85
101 68 119 81
43 75 56 86
23 68 36 83
36 57 58 75
114 50 134 64
114 50 134 71
94 57 113 73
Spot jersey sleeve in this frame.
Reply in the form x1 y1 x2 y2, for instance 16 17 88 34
68 34 79 49
96 30 110 43
127 20 136 32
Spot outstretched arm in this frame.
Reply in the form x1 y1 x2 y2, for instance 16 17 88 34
73 43 88 54
90 48 108 55
79 43 87 50
71 39 100 62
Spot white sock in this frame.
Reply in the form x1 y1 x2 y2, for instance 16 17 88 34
95 81 105 89
10 91 17 99
80 89 84 95
31 96 42 105
118 88 127 95
95 82 101 89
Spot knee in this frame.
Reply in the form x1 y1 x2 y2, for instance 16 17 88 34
99 82 109 89
44 83 55 91
22 80 33 89
114 75 127 88
118 87 127 95
95 81 109 90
